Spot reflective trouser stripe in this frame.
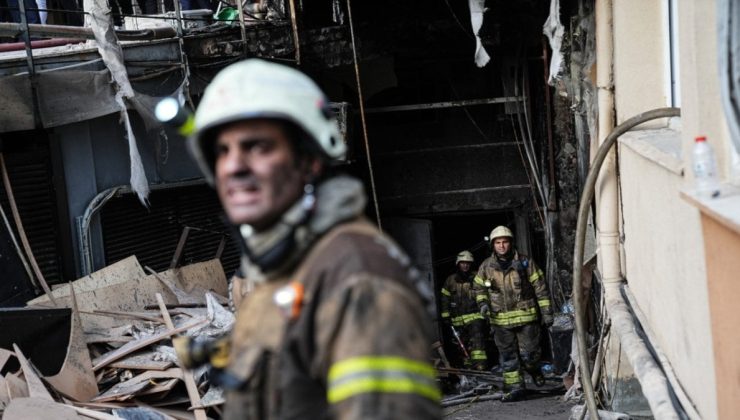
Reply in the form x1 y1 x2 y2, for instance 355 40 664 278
470 350 487 361
538 299 551 308
441 288 451 296
492 308 537 326
327 356 441 404
503 370 522 385
451 312 485 326
529 270 543 283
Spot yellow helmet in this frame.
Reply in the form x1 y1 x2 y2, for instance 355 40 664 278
489 225 513 242
455 250 474 265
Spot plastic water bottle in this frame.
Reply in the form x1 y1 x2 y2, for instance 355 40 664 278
692 136 721 198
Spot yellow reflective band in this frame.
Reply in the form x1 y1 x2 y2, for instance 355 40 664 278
328 377 441 404
476 295 488 303
529 270 543 283
492 308 537 326
538 299 551 308
474 276 487 286
440 312 450 318
177 115 196 136
470 350 487 360
503 371 522 385
441 288 451 297
328 356 440 404
462 313 484 323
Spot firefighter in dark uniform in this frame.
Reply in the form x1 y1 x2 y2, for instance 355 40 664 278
440 250 488 370
473 226 553 402
188 59 441 419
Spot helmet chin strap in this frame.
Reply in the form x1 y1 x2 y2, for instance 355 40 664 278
239 183 317 273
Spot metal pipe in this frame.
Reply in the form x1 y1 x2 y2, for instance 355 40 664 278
0 38 83 52
365 96 522 114
572 107 679 420
288 0 300 65
374 142 523 157
0 22 176 40
16 0 35 78
347 0 382 230
234 0 248 55
542 35 557 211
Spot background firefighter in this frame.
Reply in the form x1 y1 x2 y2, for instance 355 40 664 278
188 59 441 419
440 250 488 371
473 225 553 402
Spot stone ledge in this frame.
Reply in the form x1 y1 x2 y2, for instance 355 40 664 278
681 185 740 236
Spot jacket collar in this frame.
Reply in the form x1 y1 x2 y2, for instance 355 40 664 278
239 175 367 282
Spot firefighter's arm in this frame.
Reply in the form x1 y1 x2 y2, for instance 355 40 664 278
440 278 451 322
472 265 490 313
314 274 441 420
528 260 554 324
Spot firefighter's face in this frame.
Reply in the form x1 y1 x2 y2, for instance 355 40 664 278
493 237 511 255
458 262 471 273
214 120 316 231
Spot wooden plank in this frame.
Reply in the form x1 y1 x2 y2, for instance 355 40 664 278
156 293 207 420
92 319 206 371
12 344 52 401
108 353 174 371
137 378 179 396
68 405 121 420
92 368 182 402
89 309 165 323
27 256 145 305
3 397 82 420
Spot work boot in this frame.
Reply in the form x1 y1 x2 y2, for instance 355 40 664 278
501 388 526 402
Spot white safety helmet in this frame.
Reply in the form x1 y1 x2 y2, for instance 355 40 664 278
189 59 345 184
489 225 513 242
455 250 474 265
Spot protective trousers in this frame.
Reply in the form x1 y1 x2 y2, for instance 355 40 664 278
493 323 541 390
458 319 487 370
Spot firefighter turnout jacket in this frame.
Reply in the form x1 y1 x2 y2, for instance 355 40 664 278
440 272 485 327
473 252 553 327
223 176 440 420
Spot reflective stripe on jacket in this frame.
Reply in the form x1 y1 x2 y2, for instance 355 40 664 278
440 272 483 326
472 252 552 328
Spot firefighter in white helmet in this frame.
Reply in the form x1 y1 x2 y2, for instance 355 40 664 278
189 59 440 419
473 225 553 402
440 250 488 370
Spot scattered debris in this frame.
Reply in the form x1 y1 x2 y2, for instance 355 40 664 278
0 256 232 418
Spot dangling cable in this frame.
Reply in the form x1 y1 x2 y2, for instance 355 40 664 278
346 0 382 231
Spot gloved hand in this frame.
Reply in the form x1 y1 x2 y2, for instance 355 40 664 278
480 304 490 317
542 313 554 328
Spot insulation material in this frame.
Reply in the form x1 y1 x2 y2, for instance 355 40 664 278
543 0 565 85
84 0 150 205
468 0 490 68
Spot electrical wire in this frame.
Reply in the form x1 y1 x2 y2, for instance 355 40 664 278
347 0 382 231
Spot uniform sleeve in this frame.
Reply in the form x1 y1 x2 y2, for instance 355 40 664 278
472 264 489 309
313 274 441 420
527 260 552 316
440 277 451 320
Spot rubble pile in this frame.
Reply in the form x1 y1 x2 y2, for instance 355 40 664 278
0 256 233 420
